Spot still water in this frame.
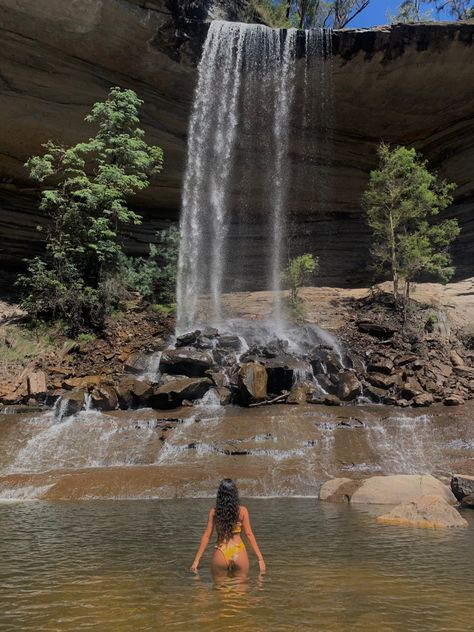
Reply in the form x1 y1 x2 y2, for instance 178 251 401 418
1 498 473 631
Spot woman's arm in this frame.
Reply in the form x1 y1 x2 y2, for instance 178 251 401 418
241 506 266 573
190 508 215 572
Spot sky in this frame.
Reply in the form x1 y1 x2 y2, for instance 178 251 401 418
347 0 451 28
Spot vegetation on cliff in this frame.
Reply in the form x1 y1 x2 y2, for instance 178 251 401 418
362 142 460 306
18 88 164 333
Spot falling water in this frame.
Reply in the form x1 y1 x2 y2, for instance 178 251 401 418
177 21 331 334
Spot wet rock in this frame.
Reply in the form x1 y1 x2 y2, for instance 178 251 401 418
238 363 267 405
116 376 153 409
124 352 150 374
313 373 337 395
337 371 361 401
450 474 474 502
376 495 468 529
350 474 456 505
26 370 47 397
206 371 230 388
160 348 213 377
413 392 434 407
175 330 200 347
311 348 343 375
195 336 215 350
320 478 362 502
367 355 394 375
286 385 308 405
90 385 118 411
217 334 242 350
212 386 232 406
149 377 212 409
461 493 474 508
309 393 341 406
201 327 219 338
57 388 87 416
443 395 464 406
63 375 101 390
160 373 187 384
364 384 387 401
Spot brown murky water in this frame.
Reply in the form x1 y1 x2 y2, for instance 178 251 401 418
1 498 474 632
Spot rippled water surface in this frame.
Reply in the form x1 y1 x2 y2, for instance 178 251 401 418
1 498 474 631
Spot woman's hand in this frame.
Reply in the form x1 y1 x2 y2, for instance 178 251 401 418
190 562 199 573
258 559 266 573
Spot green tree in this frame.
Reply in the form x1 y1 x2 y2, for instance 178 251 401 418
116 225 180 305
391 0 472 22
282 253 319 302
253 0 370 28
362 143 459 304
19 87 163 331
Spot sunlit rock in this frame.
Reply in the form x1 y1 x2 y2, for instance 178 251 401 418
376 494 468 529
238 362 267 405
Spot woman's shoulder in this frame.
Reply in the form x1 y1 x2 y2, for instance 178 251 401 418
239 505 249 519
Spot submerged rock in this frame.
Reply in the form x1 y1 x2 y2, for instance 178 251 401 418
238 363 267 405
376 495 468 529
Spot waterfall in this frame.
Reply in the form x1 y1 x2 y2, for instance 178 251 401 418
177 21 332 334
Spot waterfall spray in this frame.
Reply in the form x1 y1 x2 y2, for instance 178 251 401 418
177 21 331 335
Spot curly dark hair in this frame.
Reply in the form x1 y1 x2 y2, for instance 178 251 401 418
215 478 240 542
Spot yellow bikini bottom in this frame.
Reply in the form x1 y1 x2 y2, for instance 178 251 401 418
215 541 246 566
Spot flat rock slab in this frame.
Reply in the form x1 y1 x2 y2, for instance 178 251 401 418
376 494 468 529
320 474 456 505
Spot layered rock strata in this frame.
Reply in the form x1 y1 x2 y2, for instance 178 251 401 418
0 1 473 288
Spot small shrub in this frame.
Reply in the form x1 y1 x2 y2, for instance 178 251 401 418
77 332 96 344
424 313 438 333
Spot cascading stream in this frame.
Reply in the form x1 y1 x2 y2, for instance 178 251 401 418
176 21 331 334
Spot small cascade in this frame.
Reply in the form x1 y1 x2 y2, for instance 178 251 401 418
139 351 162 383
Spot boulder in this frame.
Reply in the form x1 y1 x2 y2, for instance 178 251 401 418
175 331 200 347
56 388 87 417
320 478 362 502
450 474 474 502
401 377 424 399
394 354 418 367
63 375 101 390
238 363 267 405
210 386 232 406
366 373 400 390
115 376 153 408
364 384 387 401
206 371 230 388
159 348 213 377
351 474 456 505
449 350 465 367
453 366 474 379
26 370 47 396
217 335 242 350
461 493 474 508
413 392 434 407
337 371 361 401
376 495 468 529
356 320 397 338
443 395 464 406
149 377 212 409
261 356 312 393
90 385 118 411
286 385 308 405
367 355 394 375
123 352 150 374
309 393 341 406
311 348 343 375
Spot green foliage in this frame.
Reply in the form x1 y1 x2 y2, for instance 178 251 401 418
282 253 318 302
424 313 438 332
114 225 179 304
77 332 97 344
151 303 176 315
18 87 163 332
362 142 459 304
252 0 371 29
391 0 472 22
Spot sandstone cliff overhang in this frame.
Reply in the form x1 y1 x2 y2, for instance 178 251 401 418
0 0 473 287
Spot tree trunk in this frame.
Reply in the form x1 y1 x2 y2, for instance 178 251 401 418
389 210 399 301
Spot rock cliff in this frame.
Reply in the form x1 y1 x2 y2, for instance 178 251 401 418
0 0 473 287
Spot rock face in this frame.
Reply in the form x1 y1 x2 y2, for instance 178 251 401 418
320 474 456 505
451 474 474 502
238 363 268 404
0 2 473 288
376 495 468 529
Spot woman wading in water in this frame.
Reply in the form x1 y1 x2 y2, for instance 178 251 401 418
190 479 266 577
